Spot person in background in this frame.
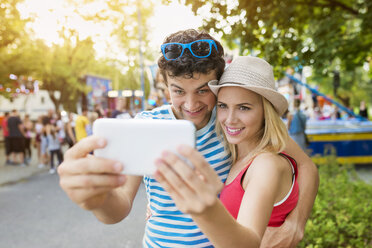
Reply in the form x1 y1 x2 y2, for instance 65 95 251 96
40 116 51 168
65 112 76 148
45 124 63 174
86 112 98 136
47 109 56 125
111 98 132 119
34 115 44 168
75 107 89 142
359 100 369 120
94 103 104 118
287 99 308 151
23 114 34 164
2 112 11 165
56 112 66 145
7 109 26 166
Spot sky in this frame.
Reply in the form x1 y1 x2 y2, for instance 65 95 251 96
17 0 205 58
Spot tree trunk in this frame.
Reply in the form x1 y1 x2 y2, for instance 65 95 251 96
48 91 60 113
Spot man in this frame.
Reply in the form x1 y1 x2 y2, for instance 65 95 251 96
58 29 318 247
111 98 132 119
74 107 89 142
287 99 308 152
7 109 26 166
2 112 11 165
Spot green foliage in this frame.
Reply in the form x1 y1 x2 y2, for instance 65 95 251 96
33 29 95 112
0 0 157 111
299 154 372 247
0 0 29 96
0 0 27 49
182 0 372 108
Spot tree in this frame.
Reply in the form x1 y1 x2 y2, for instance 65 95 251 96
0 0 29 96
32 29 96 112
68 0 155 90
180 0 372 106
0 0 27 49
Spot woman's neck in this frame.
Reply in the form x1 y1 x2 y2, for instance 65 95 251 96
236 138 260 162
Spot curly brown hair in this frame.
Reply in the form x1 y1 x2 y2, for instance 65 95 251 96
158 29 225 84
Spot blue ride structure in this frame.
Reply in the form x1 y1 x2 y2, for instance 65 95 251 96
286 74 371 165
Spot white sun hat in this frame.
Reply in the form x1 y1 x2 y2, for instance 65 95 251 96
208 56 288 116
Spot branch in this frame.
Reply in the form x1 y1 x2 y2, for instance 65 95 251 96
326 0 359 15
295 0 359 16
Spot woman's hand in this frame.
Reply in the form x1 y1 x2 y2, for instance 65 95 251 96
154 144 223 215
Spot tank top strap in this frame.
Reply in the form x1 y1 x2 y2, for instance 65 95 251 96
232 158 256 186
278 152 298 176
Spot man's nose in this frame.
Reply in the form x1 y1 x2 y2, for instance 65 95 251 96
184 95 198 110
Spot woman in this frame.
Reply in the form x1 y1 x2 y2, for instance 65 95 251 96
23 114 33 164
155 56 299 247
65 112 76 148
45 123 63 174
34 115 44 167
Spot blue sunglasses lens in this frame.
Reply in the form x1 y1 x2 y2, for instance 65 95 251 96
164 44 183 60
190 41 211 57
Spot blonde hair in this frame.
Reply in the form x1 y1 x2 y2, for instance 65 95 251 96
217 96 289 164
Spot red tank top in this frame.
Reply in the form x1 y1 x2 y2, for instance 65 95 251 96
220 153 299 227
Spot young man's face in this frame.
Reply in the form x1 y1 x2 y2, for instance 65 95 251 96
167 71 217 130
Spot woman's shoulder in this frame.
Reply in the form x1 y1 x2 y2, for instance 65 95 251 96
250 152 290 173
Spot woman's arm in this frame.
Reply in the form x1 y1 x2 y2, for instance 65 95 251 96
260 138 319 247
155 146 289 248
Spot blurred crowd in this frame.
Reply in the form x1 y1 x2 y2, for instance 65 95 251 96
0 96 144 174
1 87 368 173
291 96 369 122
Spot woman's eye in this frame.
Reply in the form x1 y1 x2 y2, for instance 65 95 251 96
239 106 250 111
217 103 227 109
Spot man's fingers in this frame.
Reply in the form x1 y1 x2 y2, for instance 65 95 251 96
58 156 123 175
60 174 126 189
64 135 106 160
68 186 117 204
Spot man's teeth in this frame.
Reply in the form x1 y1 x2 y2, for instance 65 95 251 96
189 108 202 113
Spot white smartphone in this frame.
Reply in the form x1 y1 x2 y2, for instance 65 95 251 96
93 118 196 175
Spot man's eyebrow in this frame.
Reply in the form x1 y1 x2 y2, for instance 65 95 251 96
196 82 210 90
169 84 183 89
169 82 209 90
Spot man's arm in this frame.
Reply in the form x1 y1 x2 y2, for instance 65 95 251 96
260 137 319 247
58 136 142 224
92 175 142 224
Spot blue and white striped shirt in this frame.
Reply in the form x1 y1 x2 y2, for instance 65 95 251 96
136 104 231 248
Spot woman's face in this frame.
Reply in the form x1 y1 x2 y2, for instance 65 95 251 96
217 87 264 145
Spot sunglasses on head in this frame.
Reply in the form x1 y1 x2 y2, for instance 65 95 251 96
161 39 218 61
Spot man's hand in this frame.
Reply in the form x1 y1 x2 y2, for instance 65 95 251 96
58 136 127 211
260 211 304 248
